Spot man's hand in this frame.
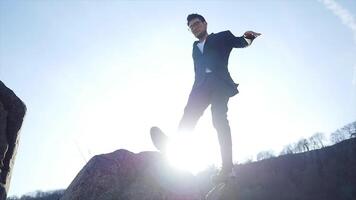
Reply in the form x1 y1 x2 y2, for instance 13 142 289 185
243 31 262 40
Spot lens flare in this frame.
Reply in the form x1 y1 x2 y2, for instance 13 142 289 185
165 130 220 174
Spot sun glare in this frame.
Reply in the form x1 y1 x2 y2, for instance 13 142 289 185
165 129 220 174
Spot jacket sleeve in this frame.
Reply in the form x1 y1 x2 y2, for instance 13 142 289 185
225 30 249 48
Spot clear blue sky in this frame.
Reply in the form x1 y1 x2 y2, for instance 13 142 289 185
1 0 355 197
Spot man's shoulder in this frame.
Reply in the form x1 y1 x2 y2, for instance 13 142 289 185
207 31 234 41
217 30 232 34
214 30 233 37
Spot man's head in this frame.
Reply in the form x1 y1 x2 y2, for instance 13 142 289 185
187 13 208 39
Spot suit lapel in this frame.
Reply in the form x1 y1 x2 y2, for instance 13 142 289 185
193 33 214 57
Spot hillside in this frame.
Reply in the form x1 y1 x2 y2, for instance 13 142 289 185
8 137 356 200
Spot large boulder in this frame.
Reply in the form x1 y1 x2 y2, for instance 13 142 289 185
60 149 201 200
0 81 26 200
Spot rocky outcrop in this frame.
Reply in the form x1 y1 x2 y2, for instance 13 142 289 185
0 81 26 200
60 150 201 200
61 138 356 200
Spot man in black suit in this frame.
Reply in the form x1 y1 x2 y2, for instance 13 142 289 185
178 13 260 182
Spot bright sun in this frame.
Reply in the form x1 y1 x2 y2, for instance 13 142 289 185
164 127 221 174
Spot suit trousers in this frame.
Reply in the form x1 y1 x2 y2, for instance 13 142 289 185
178 74 233 172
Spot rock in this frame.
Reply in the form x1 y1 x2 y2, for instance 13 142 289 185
0 184 6 200
0 81 26 200
61 149 201 200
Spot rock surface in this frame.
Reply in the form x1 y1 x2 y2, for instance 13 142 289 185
49 138 356 200
0 81 26 200
60 149 201 200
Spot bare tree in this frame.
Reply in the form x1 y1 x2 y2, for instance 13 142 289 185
330 129 347 144
308 132 326 150
256 150 275 161
280 144 294 155
7 190 64 200
330 121 356 144
242 156 254 164
343 121 356 138
295 138 309 153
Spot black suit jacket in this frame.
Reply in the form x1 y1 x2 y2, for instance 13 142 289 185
192 30 249 97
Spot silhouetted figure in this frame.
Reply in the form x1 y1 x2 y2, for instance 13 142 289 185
179 13 261 183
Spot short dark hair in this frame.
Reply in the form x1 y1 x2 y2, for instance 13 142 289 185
187 13 206 26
